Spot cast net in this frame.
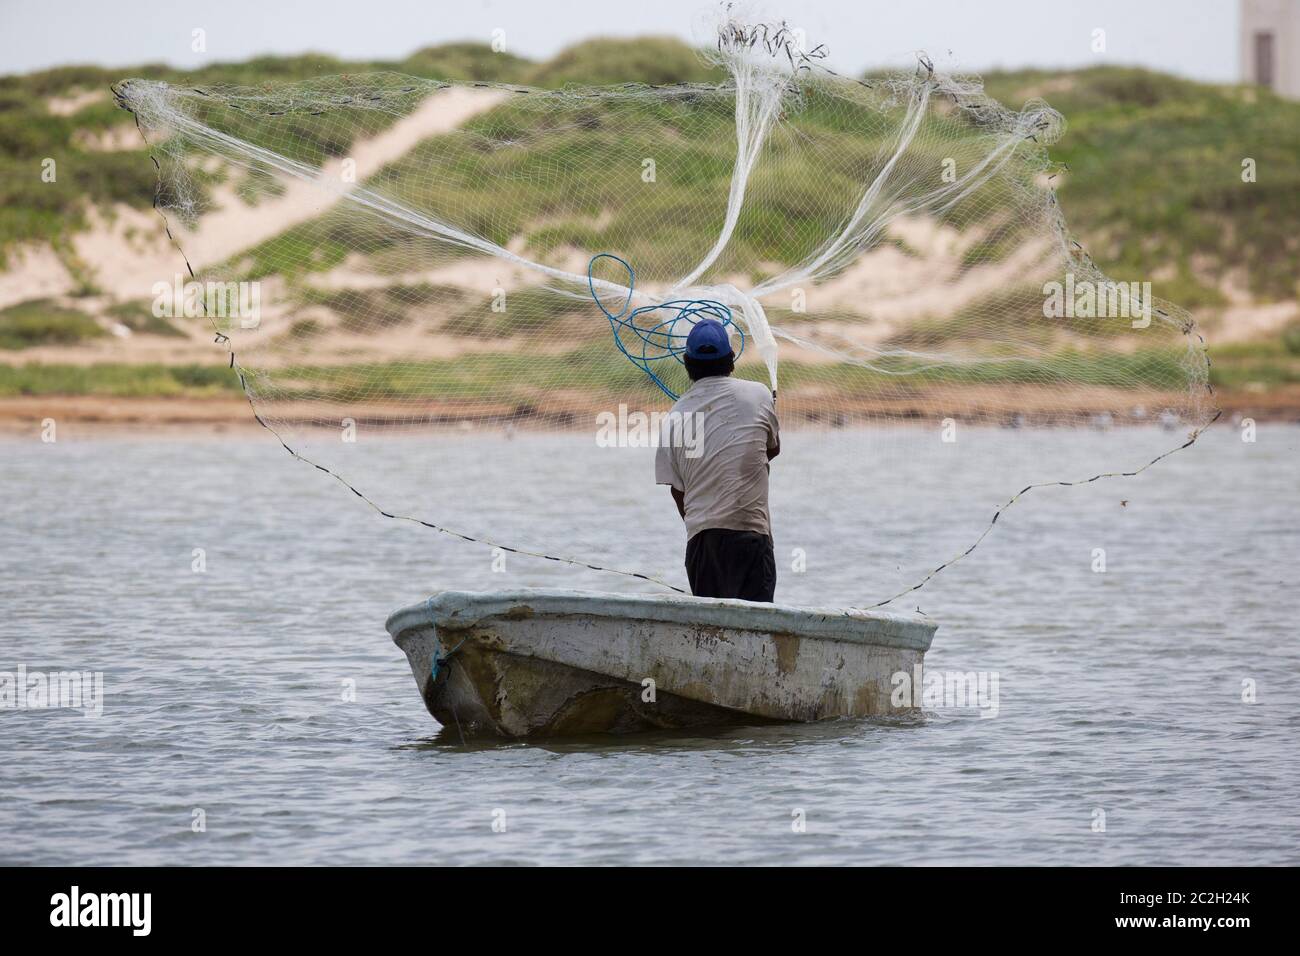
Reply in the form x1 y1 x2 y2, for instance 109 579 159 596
113 15 1214 606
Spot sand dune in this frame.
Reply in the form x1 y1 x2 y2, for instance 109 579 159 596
0 87 508 312
68 86 508 303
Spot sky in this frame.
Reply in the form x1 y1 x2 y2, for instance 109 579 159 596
0 0 1241 82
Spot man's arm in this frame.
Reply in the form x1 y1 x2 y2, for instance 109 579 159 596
766 392 780 460
656 436 686 521
670 486 686 520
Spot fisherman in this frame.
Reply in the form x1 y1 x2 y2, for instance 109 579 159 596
655 318 780 602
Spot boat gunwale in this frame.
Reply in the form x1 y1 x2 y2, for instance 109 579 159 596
386 588 936 651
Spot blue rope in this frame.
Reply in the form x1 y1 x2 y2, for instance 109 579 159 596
426 599 468 682
587 253 744 401
430 636 467 682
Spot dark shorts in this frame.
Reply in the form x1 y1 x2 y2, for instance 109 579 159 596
685 529 776 603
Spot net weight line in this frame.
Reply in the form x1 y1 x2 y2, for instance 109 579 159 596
857 406 1221 611
119 92 688 596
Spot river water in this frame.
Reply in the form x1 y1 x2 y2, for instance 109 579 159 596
1 423 1297 865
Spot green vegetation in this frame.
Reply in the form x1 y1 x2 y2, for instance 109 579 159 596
234 169 287 206
234 220 353 281
0 361 239 396
1206 338 1300 389
0 37 717 255
201 58 1299 306
284 318 325 341
0 333 1247 410
105 300 186 337
5 40 1292 302
400 44 532 84
0 298 103 348
272 76 948 281
296 282 471 333
0 342 1204 403
982 67 1300 304
0 94 158 249
2 41 1296 403
1282 319 1300 356
0 45 533 253
268 345 1199 402
442 287 584 337
523 37 724 87
301 287 409 332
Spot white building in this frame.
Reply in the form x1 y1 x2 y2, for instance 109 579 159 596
1241 0 1300 96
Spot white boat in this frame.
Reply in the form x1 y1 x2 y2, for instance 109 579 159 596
387 588 938 738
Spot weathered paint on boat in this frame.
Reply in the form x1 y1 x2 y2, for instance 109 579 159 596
386 588 938 738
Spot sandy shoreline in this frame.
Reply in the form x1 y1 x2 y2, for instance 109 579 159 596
1 386 1295 438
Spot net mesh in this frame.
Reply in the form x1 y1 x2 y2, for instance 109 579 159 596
113 17 1215 605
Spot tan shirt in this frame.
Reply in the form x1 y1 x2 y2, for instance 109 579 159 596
654 376 779 540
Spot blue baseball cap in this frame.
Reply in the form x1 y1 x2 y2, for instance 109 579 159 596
685 318 733 360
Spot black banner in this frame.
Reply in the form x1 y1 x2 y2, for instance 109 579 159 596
0 866 1276 942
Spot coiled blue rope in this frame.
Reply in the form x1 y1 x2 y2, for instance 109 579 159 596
587 253 744 401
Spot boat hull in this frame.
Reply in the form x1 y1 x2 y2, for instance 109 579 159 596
387 589 937 738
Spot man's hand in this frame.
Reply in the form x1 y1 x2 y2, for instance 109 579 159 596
670 486 686 520
767 441 780 461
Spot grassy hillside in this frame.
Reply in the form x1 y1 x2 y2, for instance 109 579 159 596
983 67 1300 306
3 41 1296 293
1 39 1298 409
0 45 534 251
